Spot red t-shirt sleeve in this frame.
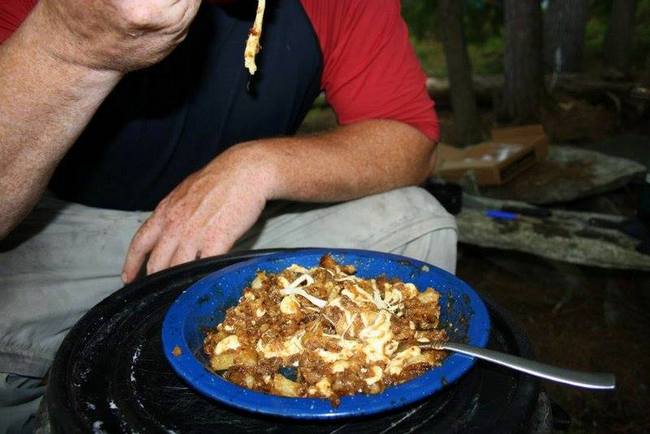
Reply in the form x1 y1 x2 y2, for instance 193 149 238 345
301 0 439 141
0 0 36 44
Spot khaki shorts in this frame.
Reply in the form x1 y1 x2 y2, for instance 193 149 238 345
0 186 457 433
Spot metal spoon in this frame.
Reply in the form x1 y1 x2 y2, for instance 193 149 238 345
420 341 616 390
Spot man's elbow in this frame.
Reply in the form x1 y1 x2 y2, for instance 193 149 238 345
410 139 437 186
0 221 13 241
0 206 24 241
401 121 437 186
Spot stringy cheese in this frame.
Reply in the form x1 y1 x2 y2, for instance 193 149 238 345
260 268 426 382
214 335 240 355
244 0 266 75
256 330 305 359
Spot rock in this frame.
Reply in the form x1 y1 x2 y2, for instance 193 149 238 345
458 194 650 271
476 145 646 205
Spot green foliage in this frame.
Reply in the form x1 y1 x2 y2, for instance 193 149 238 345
462 0 504 43
583 5 608 71
634 0 650 66
410 37 447 77
401 0 437 39
582 0 650 72
402 0 650 77
411 35 505 78
467 34 504 75
402 0 503 43
403 0 505 78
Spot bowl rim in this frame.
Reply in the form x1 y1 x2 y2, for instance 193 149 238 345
161 248 490 419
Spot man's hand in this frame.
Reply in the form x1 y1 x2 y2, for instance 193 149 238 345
122 145 277 282
121 120 435 282
41 0 201 72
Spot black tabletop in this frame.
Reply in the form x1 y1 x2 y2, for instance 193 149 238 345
45 250 543 433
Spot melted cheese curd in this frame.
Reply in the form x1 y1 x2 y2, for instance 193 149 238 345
203 255 447 404
244 0 266 75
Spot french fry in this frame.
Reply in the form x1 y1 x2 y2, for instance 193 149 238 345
271 374 302 397
417 288 439 304
210 353 235 371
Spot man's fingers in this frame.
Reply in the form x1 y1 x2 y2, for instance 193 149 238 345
146 235 180 275
122 217 162 283
169 242 199 268
199 227 238 260
199 242 231 260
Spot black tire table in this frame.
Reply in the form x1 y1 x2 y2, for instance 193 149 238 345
41 250 555 433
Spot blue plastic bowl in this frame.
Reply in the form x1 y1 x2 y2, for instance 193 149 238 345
162 248 490 419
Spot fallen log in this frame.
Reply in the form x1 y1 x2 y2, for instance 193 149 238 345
425 73 644 108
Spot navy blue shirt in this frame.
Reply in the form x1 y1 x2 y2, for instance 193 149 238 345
50 1 323 211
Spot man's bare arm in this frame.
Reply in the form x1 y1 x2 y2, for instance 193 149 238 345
0 0 200 239
123 119 436 281
263 120 435 202
0 5 120 238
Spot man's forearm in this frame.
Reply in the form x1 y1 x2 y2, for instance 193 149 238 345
122 118 436 280
248 119 436 203
0 4 121 238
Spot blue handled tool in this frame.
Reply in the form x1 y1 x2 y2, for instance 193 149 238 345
485 210 520 221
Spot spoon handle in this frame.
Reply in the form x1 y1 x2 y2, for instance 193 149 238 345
429 342 616 390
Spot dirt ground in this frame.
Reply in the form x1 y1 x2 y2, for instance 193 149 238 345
456 244 650 434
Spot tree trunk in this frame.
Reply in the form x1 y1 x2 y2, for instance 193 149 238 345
543 0 589 73
437 0 485 146
501 0 543 124
604 0 637 75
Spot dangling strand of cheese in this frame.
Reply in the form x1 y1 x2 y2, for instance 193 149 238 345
244 0 267 75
